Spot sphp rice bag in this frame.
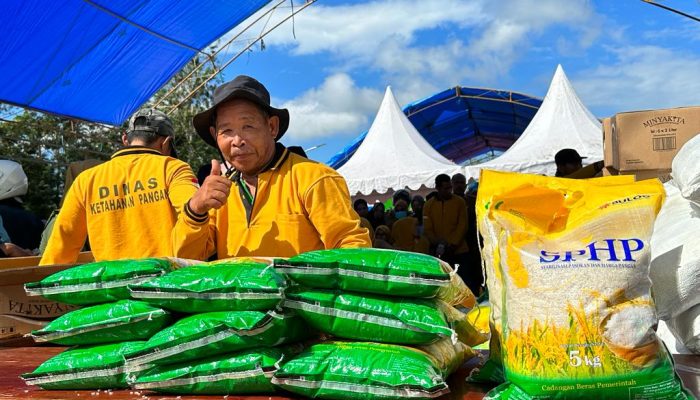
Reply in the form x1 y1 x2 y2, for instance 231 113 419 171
133 346 296 394
124 310 309 367
271 341 450 400
31 300 171 345
22 341 145 390
478 170 692 399
129 261 285 313
283 287 454 345
275 248 451 298
472 172 636 384
25 258 175 305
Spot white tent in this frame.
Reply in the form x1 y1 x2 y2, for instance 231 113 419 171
465 64 603 178
338 86 463 196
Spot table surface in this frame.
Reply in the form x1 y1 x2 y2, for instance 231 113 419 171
0 346 697 399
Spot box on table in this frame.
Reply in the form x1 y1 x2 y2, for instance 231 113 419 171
610 106 700 172
602 166 672 183
0 252 93 345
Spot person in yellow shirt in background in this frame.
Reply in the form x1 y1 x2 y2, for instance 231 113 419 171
391 199 429 254
423 174 477 293
40 109 199 265
174 75 371 260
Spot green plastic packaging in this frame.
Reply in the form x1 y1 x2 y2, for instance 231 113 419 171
275 248 451 298
22 341 145 390
124 310 310 367
25 258 174 305
272 341 449 400
133 346 293 394
128 262 285 313
31 300 171 345
283 288 453 345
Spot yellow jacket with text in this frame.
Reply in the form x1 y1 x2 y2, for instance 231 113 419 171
423 194 469 254
173 146 371 259
40 147 198 265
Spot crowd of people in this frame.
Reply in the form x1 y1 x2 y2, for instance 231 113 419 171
352 173 483 295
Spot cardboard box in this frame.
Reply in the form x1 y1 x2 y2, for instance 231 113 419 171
602 117 613 167
0 264 84 320
0 252 93 320
0 314 46 344
0 251 93 269
603 167 672 183
611 106 700 171
0 253 93 346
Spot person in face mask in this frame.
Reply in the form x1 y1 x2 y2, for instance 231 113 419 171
393 200 409 220
384 189 411 229
391 199 429 254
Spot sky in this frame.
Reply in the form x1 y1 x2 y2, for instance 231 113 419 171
213 0 700 164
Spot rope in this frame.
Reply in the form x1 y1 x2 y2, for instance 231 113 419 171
152 0 288 109
82 0 210 55
641 0 700 22
167 0 318 114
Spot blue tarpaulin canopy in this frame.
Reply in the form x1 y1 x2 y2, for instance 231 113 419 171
0 0 270 125
328 87 542 168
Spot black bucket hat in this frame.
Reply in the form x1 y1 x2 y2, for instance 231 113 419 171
193 75 290 148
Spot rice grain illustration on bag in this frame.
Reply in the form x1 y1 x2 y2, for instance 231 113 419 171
476 170 692 400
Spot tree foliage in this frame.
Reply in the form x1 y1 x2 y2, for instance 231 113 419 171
144 53 222 172
0 54 222 220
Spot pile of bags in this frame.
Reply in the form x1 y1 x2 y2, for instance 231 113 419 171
650 135 700 354
272 248 484 399
22 257 311 395
472 169 694 399
21 249 487 398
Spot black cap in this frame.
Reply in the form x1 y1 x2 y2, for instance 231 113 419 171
192 75 290 148
128 108 177 157
129 108 174 137
555 148 587 165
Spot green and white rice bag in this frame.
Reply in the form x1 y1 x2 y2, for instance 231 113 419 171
31 300 171 345
133 346 297 394
129 261 285 313
275 248 452 298
22 341 145 390
272 341 449 400
283 288 454 345
124 310 309 368
25 258 175 305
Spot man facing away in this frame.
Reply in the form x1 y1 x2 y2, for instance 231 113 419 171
40 109 199 265
173 75 370 259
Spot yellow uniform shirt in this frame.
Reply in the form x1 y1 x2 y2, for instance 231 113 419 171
40 147 198 265
391 216 429 254
173 146 372 259
423 195 469 254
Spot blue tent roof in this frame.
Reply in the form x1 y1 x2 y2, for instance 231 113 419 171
0 0 270 125
328 86 542 168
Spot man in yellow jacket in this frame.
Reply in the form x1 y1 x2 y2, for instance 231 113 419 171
40 109 199 265
423 173 476 291
174 75 371 259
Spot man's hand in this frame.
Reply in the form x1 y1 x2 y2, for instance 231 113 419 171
188 160 232 215
0 242 33 257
